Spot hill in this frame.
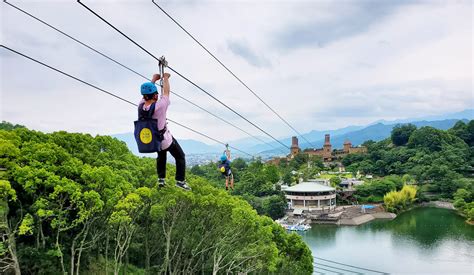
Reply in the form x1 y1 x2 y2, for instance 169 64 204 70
261 119 469 155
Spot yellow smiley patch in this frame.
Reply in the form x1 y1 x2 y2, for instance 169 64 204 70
139 128 153 144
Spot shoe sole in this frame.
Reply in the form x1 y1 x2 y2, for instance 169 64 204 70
175 185 191 191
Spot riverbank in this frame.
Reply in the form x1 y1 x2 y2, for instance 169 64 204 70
418 201 473 225
418 201 474 225
283 201 461 227
340 201 456 226
338 209 396 225
283 204 397 226
420 200 455 210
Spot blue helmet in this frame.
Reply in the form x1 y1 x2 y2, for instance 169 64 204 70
140 82 158 95
220 155 227 162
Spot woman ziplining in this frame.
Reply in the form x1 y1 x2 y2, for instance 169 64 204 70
218 144 234 191
134 57 190 191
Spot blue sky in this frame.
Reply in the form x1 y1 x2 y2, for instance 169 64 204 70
1 0 472 144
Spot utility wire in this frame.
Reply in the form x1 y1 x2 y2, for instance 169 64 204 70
77 0 290 150
0 45 254 158
314 257 388 274
151 0 315 148
3 0 283 154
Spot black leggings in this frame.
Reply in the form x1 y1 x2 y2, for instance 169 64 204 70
157 137 186 181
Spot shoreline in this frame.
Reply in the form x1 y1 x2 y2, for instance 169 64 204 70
338 201 457 226
284 201 463 227
338 201 462 226
338 212 397 226
419 201 455 210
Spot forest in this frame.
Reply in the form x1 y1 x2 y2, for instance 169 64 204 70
0 122 313 275
342 121 474 220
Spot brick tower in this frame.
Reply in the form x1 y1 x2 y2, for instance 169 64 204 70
290 136 300 157
323 134 332 161
343 140 352 152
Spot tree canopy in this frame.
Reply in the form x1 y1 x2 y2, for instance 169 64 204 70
391 124 417 146
343 122 473 198
0 124 313 274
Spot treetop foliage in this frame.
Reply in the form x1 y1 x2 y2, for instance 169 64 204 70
343 121 473 198
0 123 313 274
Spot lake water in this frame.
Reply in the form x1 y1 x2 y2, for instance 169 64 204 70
300 207 474 274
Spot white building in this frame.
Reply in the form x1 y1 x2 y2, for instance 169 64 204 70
308 179 330 186
284 182 336 212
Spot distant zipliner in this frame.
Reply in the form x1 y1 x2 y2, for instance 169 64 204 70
218 144 234 190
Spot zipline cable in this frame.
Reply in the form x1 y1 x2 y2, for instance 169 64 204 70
314 257 388 274
315 263 363 274
2 0 284 154
313 266 343 275
151 0 316 148
0 45 254 158
77 0 290 150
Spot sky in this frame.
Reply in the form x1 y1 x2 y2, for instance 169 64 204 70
1 0 473 145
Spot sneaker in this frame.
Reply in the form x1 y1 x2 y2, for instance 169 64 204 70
226 186 229 190
158 178 166 188
176 181 191 191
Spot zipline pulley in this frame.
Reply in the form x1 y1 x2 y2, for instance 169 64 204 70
158 56 167 94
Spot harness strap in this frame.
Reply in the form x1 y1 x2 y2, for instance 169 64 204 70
138 102 156 120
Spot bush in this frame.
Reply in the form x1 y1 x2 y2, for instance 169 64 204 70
366 195 383 203
384 185 417 213
468 208 474 222
453 198 466 211
452 186 474 223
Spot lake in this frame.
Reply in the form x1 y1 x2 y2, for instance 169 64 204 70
300 207 474 274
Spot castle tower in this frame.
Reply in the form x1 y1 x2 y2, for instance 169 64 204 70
290 136 300 157
343 140 352 152
323 134 332 161
324 134 330 146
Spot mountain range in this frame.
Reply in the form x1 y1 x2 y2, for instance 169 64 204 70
113 109 473 158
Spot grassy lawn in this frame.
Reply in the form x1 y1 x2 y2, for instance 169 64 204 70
317 173 353 180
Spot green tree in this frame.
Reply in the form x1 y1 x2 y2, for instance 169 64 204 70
190 165 205 177
231 158 247 171
453 198 466 211
330 177 341 188
269 223 313 274
282 172 293 185
263 195 287 220
391 124 417 146
466 120 474 146
0 179 21 275
467 208 474 222
449 121 469 143
408 126 452 151
264 165 280 184
0 121 25 131
454 188 470 201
